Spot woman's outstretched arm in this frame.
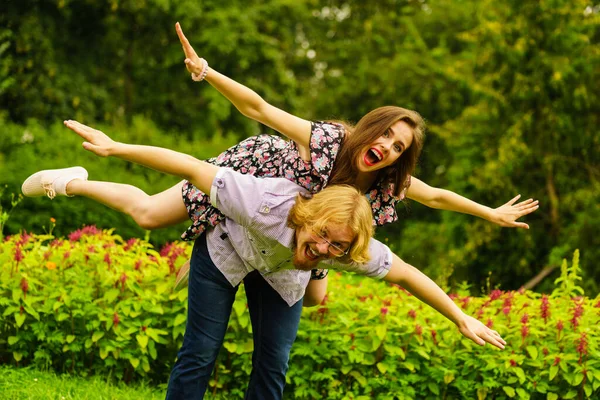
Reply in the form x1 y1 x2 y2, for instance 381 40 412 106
406 177 539 229
176 22 312 159
383 254 507 349
64 120 218 195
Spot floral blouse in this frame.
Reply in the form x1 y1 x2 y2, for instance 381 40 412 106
181 121 409 241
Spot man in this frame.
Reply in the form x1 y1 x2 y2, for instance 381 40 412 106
23 121 506 400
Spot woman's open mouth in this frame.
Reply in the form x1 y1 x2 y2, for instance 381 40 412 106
363 148 383 167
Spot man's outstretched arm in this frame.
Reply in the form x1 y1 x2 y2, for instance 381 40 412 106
384 254 506 350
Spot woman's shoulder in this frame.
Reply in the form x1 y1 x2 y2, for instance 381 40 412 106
311 121 347 138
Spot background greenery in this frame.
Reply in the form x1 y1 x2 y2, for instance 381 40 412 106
2 231 599 399
1 0 599 294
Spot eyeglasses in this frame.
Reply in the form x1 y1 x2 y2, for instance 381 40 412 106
313 230 350 257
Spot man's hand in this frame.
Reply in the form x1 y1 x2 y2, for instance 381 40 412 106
457 314 506 350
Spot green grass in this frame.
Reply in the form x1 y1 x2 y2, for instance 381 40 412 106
0 366 165 400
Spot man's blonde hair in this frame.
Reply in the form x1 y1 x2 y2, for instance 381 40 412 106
287 185 373 264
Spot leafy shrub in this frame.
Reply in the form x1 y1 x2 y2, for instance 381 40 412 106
1 230 599 399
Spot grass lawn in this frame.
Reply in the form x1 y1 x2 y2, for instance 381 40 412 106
0 365 165 400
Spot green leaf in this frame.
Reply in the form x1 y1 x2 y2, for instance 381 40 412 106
572 373 584 386
417 349 430 360
549 365 559 380
376 362 387 374
514 367 526 383
375 325 386 340
8 336 19 345
15 313 26 327
13 352 23 362
136 334 149 349
91 331 104 343
427 382 440 395
562 391 577 399
515 388 528 399
526 346 538 360
349 371 367 386
584 383 592 398
57 313 70 322
12 289 21 302
502 387 515 398
223 342 237 353
130 358 140 369
444 373 455 384
173 313 187 327
341 365 352 375
104 289 120 303
99 347 109 360
66 335 75 343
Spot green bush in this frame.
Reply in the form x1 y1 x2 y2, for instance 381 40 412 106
1 230 599 399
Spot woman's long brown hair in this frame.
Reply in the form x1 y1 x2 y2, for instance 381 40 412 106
328 106 425 197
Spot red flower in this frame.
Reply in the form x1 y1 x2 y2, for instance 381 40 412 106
408 309 416 319
486 318 494 329
553 357 561 366
20 278 29 294
520 313 529 324
14 247 24 262
460 296 471 309
124 238 137 251
81 225 100 235
63 251 71 260
510 359 517 367
431 329 438 346
541 295 550 323
104 253 111 267
521 324 529 340
489 289 503 301
576 332 588 364
556 320 564 332
381 307 389 316
542 347 549 356
68 229 82 242
113 312 120 327
134 259 143 270
415 324 422 336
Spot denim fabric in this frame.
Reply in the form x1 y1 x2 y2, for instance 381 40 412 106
166 234 303 400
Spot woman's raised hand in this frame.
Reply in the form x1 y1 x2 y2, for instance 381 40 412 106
64 120 116 157
175 22 204 76
458 314 507 350
490 194 540 229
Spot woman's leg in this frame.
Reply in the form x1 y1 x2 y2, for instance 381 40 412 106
243 271 303 400
66 179 189 230
166 234 238 399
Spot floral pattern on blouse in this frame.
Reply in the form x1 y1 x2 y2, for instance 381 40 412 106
181 121 410 241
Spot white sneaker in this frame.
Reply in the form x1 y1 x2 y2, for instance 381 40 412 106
22 167 88 199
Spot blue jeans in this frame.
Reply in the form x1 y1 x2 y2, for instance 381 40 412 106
166 234 303 400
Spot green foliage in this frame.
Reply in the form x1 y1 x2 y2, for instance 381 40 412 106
1 0 599 297
0 365 164 400
1 231 599 398
0 228 191 382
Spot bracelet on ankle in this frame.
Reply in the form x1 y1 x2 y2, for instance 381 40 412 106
191 58 209 82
